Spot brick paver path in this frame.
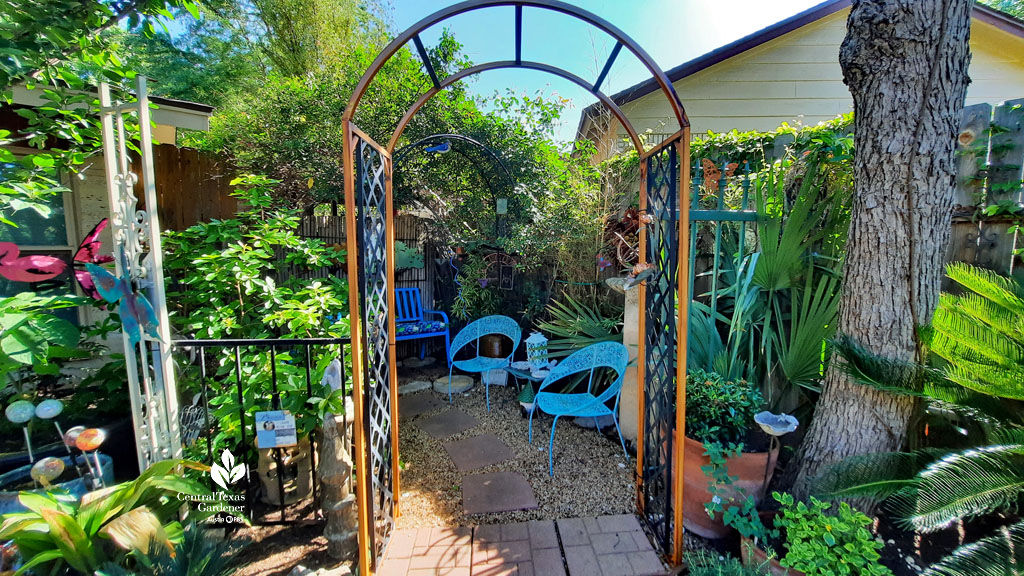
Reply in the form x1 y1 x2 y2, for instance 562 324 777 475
379 515 667 576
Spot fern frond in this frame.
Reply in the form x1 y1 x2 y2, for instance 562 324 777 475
891 444 1024 531
931 305 1024 370
945 262 1024 315
812 449 943 501
921 519 1024 576
943 292 1024 346
943 357 1024 401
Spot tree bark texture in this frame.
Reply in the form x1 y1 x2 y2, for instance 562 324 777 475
788 0 972 503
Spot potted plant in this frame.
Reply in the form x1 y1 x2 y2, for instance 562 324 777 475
729 492 892 576
682 369 775 538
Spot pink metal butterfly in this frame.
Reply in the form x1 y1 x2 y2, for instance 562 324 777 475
597 254 612 271
86 249 160 347
72 219 115 301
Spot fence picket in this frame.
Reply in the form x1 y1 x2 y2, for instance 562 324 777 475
955 103 991 207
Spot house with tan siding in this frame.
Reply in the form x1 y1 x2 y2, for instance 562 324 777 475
577 0 1024 159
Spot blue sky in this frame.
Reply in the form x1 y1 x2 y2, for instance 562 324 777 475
386 0 825 141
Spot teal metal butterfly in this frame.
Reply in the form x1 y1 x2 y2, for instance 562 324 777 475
85 255 160 346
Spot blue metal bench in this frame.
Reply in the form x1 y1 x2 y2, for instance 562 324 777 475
394 287 450 367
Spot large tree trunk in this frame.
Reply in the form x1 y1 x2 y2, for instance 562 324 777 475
787 0 972 503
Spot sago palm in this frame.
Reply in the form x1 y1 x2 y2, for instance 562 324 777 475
813 263 1024 576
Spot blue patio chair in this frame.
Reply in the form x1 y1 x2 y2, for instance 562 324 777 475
447 315 521 410
528 341 630 476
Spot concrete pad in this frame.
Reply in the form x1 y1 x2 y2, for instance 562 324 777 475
404 356 436 368
416 409 480 439
435 375 474 394
462 472 538 515
444 434 514 472
398 380 433 395
400 393 444 418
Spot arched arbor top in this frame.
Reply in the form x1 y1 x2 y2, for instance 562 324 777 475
342 0 690 157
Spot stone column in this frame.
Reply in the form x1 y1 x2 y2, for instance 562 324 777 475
618 286 641 443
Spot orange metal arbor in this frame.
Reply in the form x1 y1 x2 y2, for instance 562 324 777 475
340 2 692 572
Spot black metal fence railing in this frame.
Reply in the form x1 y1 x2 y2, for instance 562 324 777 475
172 337 351 526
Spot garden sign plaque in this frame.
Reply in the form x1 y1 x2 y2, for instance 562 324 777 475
255 410 298 448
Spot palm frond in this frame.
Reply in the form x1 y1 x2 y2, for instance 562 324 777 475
832 335 1017 424
942 292 1024 345
921 519 1024 576
777 265 840 388
688 303 724 373
536 293 623 357
931 305 1024 375
752 160 823 291
890 443 1024 531
927 264 1024 401
812 449 944 502
944 357 1024 402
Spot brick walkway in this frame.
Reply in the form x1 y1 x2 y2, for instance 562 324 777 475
379 514 667 576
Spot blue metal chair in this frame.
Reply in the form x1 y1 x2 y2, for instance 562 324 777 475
447 315 521 410
528 341 630 476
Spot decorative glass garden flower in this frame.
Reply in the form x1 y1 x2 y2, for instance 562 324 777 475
754 411 799 437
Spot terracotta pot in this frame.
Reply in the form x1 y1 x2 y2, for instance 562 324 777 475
740 537 804 576
480 333 507 358
679 433 779 539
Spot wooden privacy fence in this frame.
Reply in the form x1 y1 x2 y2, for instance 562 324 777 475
133 144 238 230
946 98 1024 284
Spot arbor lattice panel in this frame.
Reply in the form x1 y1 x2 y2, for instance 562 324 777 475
354 138 394 567
641 144 679 555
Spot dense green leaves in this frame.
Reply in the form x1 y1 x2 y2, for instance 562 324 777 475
0 292 84 377
773 492 892 576
684 369 763 446
0 459 218 576
163 175 350 457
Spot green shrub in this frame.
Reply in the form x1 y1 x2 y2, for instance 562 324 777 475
162 175 350 459
773 492 892 576
685 369 763 445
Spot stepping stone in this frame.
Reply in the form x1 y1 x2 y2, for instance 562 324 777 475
398 380 432 395
416 408 479 438
403 356 435 368
443 433 513 472
434 375 474 394
462 471 538 515
399 393 443 418
573 414 615 429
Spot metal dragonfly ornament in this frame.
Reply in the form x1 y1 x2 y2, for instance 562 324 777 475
85 249 161 346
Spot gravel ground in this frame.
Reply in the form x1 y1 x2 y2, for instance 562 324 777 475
396 365 636 529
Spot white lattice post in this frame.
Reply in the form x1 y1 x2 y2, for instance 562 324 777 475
99 76 182 472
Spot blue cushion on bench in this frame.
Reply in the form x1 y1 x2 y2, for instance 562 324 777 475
396 320 447 336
